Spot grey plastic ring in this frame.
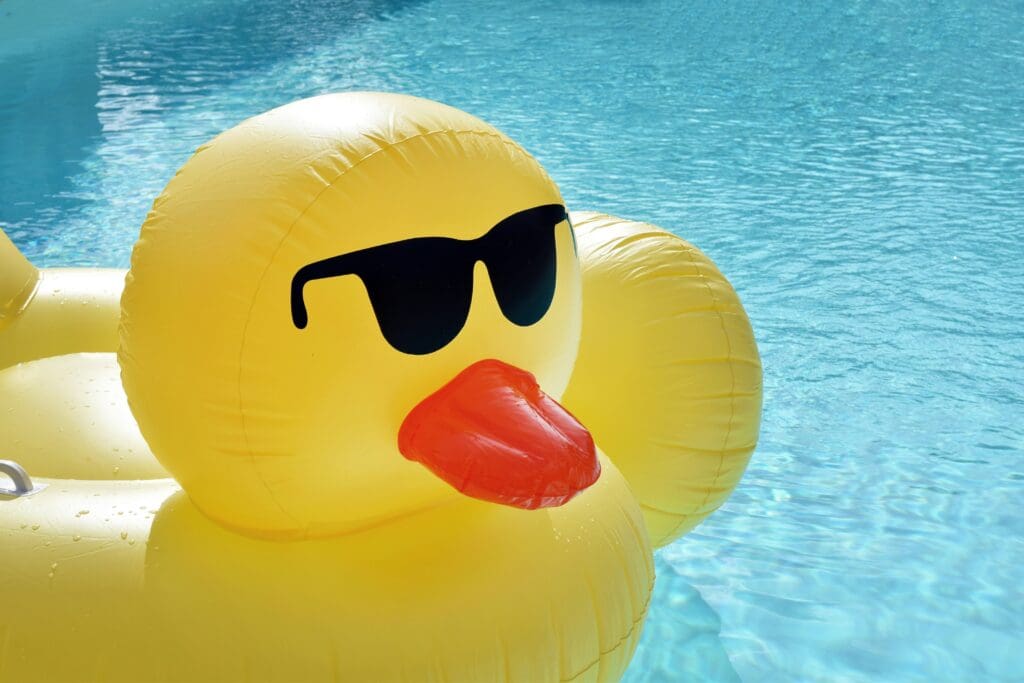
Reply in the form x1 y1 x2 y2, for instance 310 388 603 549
0 460 46 497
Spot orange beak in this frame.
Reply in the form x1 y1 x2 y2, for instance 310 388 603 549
398 359 600 509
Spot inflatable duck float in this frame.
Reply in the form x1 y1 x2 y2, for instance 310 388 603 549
0 93 761 682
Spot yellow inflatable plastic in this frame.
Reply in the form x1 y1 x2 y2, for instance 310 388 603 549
563 213 762 547
0 92 761 682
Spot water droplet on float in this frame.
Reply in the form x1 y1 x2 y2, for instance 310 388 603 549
50 562 58 570
120 531 128 540
128 539 136 546
72 534 82 542
31 524 39 531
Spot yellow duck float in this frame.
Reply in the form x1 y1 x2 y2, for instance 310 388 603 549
0 93 761 682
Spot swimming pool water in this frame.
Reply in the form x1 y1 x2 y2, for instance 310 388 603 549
2 1 1022 680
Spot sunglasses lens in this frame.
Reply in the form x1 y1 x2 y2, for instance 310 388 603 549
483 205 563 327
359 239 473 355
294 204 567 353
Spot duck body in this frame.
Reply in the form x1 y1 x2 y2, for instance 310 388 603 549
0 306 651 682
0 93 760 682
1 457 650 682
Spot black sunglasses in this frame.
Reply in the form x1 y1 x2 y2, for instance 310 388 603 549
291 204 569 355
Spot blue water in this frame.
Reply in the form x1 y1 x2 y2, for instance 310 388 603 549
2 1 1023 680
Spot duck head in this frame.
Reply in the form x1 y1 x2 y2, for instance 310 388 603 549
120 93 597 539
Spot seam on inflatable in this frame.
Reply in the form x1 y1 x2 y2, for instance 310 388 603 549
583 577 608 681
236 127 539 529
618 497 656 578
641 501 700 518
646 440 754 456
657 514 691 547
560 581 653 683
683 243 738 529
663 356 760 367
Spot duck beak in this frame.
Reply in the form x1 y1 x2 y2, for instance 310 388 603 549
398 359 600 509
